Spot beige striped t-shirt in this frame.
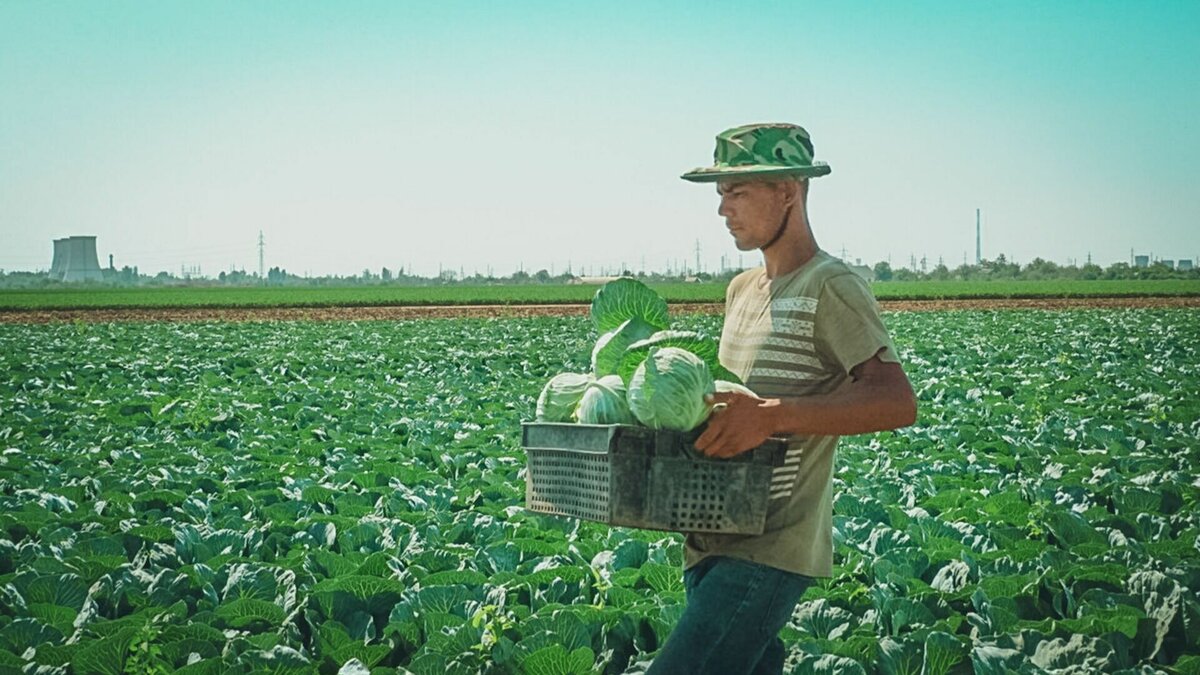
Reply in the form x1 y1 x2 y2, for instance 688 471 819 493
684 250 899 577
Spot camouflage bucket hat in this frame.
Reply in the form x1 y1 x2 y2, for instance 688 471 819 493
681 123 831 182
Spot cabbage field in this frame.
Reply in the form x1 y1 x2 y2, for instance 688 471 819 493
1 309 1198 674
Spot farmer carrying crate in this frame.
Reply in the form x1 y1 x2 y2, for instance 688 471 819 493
646 123 919 675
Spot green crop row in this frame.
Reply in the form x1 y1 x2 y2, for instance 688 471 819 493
874 278 1200 299
1 279 1199 310
0 310 1197 673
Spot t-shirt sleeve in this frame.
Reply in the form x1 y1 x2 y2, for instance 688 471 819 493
814 273 900 376
724 269 752 305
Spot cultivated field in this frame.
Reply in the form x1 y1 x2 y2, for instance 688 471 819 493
1 309 1197 673
2 279 1199 311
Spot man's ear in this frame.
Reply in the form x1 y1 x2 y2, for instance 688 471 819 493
780 180 800 207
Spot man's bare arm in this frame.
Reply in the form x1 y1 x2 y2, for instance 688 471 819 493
694 352 917 458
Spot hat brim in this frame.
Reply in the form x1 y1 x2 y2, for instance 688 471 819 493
680 163 831 183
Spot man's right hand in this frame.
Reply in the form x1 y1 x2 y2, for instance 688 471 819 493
693 391 777 458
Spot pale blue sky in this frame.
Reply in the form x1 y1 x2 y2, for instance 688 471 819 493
2 1 1197 277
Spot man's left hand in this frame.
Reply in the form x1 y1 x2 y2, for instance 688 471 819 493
693 391 778 458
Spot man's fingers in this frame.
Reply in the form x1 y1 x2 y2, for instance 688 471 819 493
694 423 718 450
709 440 738 458
695 433 721 454
695 427 726 456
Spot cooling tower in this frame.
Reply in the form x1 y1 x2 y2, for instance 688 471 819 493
50 236 105 282
50 238 66 277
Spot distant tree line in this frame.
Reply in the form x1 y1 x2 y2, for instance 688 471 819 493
1 254 1196 288
869 255 1197 282
0 263 736 288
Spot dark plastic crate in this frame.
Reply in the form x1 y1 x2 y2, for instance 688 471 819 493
521 422 788 535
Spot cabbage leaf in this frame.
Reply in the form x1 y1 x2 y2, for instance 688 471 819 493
589 278 669 335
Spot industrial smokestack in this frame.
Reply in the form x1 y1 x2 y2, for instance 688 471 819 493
975 209 981 265
49 236 105 282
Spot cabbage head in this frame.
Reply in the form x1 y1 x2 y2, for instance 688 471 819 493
714 380 758 398
536 372 594 422
617 330 742 386
575 375 636 425
627 347 715 431
591 317 657 377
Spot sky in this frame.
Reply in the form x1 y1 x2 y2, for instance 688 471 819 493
2 1 1198 278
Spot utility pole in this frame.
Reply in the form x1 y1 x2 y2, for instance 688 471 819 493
258 230 265 283
695 239 702 276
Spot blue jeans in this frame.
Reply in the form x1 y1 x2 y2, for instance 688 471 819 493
646 556 814 675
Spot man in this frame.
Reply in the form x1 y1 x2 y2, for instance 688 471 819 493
645 123 917 675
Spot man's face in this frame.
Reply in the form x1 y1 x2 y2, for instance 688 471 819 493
716 180 792 251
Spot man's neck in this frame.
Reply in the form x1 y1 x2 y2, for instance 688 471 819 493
762 215 819 278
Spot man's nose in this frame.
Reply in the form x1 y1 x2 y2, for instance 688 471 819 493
717 198 729 217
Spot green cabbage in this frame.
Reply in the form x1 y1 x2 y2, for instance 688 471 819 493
575 375 636 425
591 317 657 377
535 372 594 422
627 347 715 431
590 278 670 334
617 330 743 386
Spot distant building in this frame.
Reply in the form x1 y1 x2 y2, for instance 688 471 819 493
567 275 624 285
848 264 876 283
1161 260 1175 270
1179 260 1194 271
50 236 105 282
1134 255 1150 268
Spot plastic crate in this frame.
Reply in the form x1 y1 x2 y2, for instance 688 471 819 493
521 422 788 535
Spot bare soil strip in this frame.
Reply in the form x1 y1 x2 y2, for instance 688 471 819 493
2 296 1198 324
